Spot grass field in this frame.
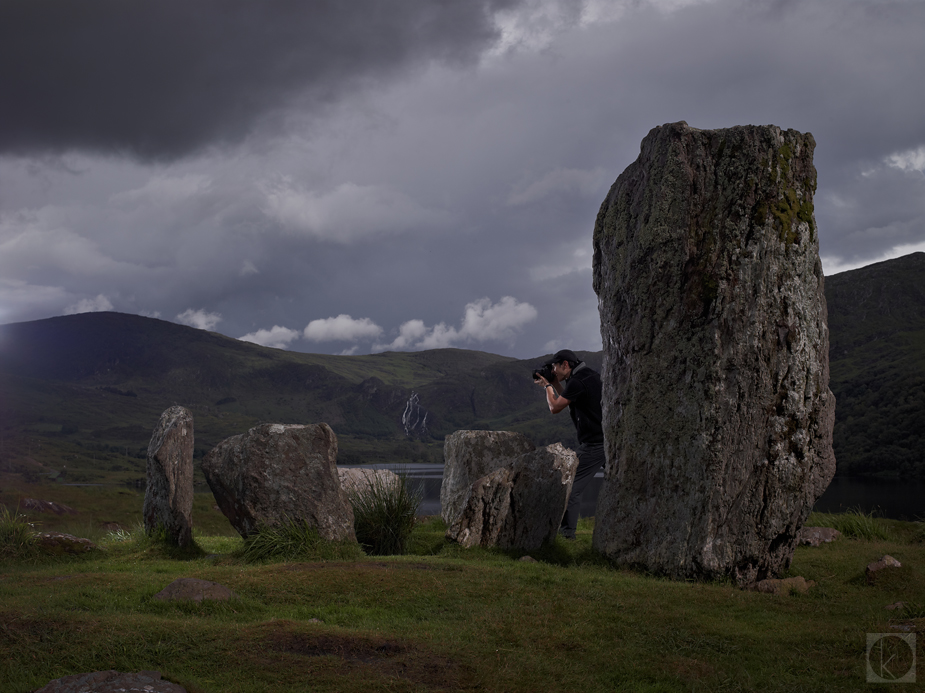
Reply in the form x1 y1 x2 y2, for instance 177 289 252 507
1 478 923 693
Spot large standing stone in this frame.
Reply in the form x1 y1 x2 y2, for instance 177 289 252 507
446 443 578 550
202 423 355 541
143 406 194 547
440 430 535 527
592 122 836 584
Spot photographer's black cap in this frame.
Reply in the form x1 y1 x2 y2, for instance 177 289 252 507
544 349 578 367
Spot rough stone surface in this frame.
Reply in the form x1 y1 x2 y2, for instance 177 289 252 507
143 406 195 547
592 122 836 585
33 532 99 556
798 526 841 546
866 554 902 584
750 576 814 595
34 670 186 693
202 422 355 541
338 467 401 496
154 578 237 602
441 430 535 528
446 443 578 551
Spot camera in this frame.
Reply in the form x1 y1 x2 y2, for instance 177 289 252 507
532 363 556 384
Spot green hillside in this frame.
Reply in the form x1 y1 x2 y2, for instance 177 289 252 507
0 312 588 484
0 251 922 485
825 252 925 478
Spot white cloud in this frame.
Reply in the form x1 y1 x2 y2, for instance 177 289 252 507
459 296 539 343
303 314 383 342
887 146 925 174
240 260 259 276
238 325 301 349
176 308 222 331
507 167 607 206
375 296 537 351
261 178 449 243
64 294 114 315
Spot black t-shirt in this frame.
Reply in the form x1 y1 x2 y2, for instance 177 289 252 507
559 363 604 446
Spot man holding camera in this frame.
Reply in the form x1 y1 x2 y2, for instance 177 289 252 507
535 349 605 540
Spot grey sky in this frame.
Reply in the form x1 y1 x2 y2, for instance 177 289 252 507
1 0 923 358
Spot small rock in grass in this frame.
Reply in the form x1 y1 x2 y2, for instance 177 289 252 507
750 576 815 595
866 555 901 585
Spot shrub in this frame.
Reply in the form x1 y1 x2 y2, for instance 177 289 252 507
238 520 362 563
348 470 423 556
0 505 38 561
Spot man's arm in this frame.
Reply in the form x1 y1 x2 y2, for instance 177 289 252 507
543 381 570 414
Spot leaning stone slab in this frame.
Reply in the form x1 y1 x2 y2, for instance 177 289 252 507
144 406 195 547
338 467 401 496
447 443 578 551
592 122 836 585
34 670 186 693
154 578 237 602
202 423 355 542
441 430 535 527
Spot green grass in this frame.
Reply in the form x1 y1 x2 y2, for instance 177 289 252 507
347 470 423 556
236 520 362 563
806 507 895 541
0 505 38 561
1 512 923 692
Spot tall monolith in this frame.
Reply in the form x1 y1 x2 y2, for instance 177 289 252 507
591 122 836 584
144 405 195 547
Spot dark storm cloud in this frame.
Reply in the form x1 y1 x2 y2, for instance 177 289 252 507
0 0 521 160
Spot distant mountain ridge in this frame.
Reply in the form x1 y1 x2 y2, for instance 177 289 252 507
0 312 591 478
0 252 922 480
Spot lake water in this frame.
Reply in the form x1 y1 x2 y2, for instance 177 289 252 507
345 464 925 521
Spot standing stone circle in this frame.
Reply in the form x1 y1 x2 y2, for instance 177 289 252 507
202 422 355 542
144 405 195 547
592 122 836 584
440 430 535 528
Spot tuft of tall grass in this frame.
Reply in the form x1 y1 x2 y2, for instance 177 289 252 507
0 505 39 561
237 519 362 563
348 469 422 556
806 507 894 541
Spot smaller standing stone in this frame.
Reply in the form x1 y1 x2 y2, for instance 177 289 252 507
447 443 578 551
144 406 195 547
202 422 355 541
441 430 535 528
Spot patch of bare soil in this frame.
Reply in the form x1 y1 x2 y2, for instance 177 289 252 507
263 621 469 690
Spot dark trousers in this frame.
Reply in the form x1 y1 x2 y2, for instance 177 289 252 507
560 443 605 538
